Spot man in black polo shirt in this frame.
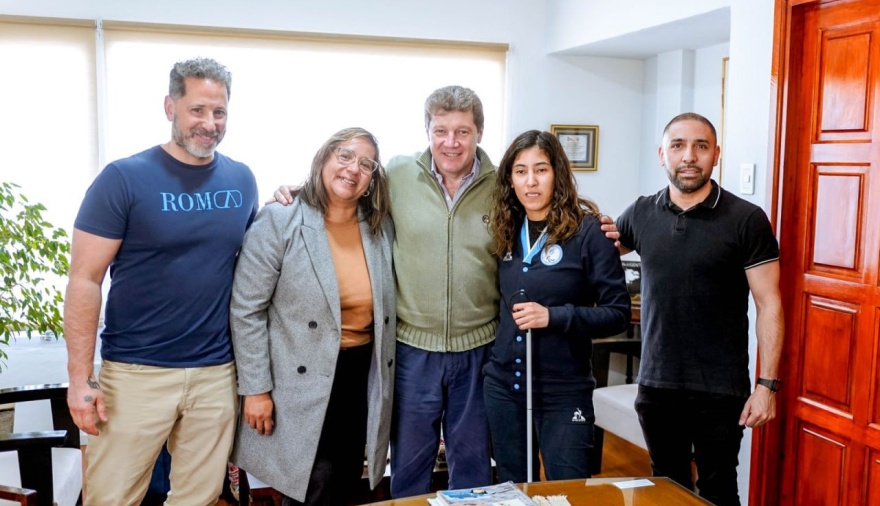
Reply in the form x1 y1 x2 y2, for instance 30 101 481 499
614 112 783 506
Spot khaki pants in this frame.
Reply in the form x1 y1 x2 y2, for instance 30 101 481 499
85 360 237 506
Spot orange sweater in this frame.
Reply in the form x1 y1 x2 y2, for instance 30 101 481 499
325 217 373 348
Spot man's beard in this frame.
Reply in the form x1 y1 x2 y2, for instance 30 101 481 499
172 120 222 160
668 164 710 193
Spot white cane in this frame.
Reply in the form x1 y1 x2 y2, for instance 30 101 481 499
525 323 534 483
510 289 534 483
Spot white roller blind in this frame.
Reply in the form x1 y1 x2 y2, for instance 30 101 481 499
0 20 97 233
102 26 507 202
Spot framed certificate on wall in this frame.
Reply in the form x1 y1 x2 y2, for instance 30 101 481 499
550 124 599 171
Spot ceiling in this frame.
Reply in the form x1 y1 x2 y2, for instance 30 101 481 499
553 7 731 59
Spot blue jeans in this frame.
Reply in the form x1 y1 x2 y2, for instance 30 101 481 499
390 342 492 498
635 385 745 506
484 377 594 483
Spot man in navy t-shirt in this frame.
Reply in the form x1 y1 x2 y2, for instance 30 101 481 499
612 113 783 506
64 57 257 505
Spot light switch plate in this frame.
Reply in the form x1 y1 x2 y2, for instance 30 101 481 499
740 163 755 195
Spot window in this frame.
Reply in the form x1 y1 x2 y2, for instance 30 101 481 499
2 17 507 225
0 20 97 231
102 24 507 202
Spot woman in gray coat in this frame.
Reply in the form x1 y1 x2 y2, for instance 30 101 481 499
230 127 395 505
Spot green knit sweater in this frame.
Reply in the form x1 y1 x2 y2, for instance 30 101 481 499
386 147 499 352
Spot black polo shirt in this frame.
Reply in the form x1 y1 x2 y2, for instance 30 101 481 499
617 181 779 397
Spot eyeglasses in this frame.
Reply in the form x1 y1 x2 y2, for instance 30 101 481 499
334 147 379 175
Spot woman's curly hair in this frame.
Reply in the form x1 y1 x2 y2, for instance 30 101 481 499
489 130 600 257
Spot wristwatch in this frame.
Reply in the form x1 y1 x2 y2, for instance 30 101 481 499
757 377 780 393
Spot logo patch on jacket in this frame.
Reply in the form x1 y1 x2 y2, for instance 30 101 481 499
541 244 563 265
572 408 586 423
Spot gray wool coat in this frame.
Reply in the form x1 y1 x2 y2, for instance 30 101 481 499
229 199 395 502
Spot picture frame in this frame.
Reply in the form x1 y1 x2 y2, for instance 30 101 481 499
550 124 599 171
718 56 729 183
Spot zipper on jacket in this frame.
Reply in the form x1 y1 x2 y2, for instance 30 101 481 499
446 211 453 346
444 169 494 345
419 152 495 348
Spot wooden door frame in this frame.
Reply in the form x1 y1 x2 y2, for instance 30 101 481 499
749 1 807 504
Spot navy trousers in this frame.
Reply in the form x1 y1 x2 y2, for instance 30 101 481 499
390 342 492 498
484 377 594 483
635 385 745 506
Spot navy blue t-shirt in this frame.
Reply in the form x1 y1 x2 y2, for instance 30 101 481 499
75 145 258 367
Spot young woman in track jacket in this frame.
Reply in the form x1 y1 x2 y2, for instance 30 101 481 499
484 129 631 482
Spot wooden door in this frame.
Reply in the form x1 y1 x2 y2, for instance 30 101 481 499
761 0 880 504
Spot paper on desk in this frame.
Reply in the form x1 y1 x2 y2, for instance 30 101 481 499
532 495 571 506
427 499 533 506
612 479 655 490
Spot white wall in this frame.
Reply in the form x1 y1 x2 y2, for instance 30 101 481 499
640 56 660 198
725 0 777 497
545 55 643 218
694 43 730 140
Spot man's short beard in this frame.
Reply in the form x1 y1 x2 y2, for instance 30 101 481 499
668 165 710 194
178 138 215 159
172 119 220 160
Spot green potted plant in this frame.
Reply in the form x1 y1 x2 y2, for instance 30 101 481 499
0 181 70 367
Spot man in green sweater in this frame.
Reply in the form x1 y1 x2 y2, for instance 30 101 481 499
386 86 498 497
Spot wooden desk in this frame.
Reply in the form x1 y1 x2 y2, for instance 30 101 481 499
365 477 710 505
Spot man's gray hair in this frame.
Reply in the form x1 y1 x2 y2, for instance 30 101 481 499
169 57 232 99
424 85 484 133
